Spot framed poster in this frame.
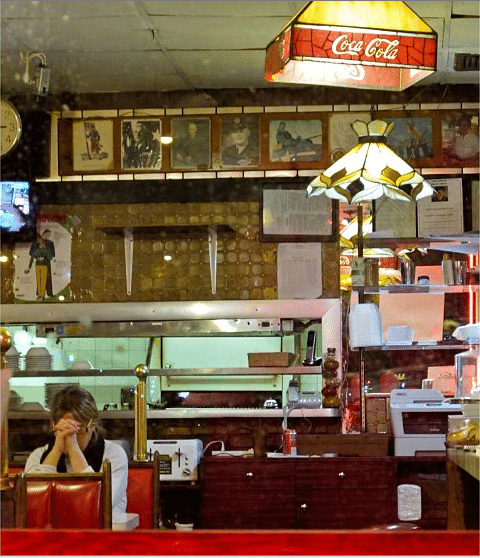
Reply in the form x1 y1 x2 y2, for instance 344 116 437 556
72 119 114 172
220 114 260 168
417 177 464 237
170 117 211 169
121 118 162 170
441 110 479 166
265 114 327 168
14 216 73 303
260 187 338 242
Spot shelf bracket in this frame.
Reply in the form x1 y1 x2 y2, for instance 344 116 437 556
124 227 134 296
208 225 217 295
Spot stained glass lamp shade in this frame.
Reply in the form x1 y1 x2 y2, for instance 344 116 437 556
265 1 437 91
307 119 434 204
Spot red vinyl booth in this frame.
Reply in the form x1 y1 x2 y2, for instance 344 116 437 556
26 477 108 529
10 460 113 529
126 452 161 529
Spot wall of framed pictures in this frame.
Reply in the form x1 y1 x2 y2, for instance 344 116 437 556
57 107 479 176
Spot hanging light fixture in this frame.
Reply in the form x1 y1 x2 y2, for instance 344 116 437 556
307 119 434 204
307 118 435 432
265 1 437 91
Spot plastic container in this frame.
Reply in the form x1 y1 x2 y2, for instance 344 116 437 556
454 347 479 398
349 303 382 348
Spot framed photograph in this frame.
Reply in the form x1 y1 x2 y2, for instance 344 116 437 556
220 114 260 168
170 117 211 169
72 119 115 172
328 111 370 163
265 114 327 168
121 118 162 170
377 111 439 166
260 186 338 242
440 110 479 166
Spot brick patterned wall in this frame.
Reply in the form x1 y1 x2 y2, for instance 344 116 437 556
1 201 339 304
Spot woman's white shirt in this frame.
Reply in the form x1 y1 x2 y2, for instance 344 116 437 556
24 439 128 520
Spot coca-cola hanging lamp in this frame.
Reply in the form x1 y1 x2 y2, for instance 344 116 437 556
265 1 437 91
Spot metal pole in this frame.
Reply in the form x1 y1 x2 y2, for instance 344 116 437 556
1 329 12 490
357 204 367 433
134 364 149 462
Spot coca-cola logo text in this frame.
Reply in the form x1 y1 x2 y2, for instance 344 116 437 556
332 34 399 61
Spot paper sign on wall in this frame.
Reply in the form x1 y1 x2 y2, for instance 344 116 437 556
277 242 322 299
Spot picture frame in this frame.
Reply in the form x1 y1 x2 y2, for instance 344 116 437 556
440 109 479 166
72 119 115 173
377 110 440 167
219 114 260 168
260 185 338 242
170 117 211 169
262 113 328 169
120 118 163 171
328 111 370 163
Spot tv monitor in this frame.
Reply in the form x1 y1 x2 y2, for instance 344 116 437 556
0 180 37 243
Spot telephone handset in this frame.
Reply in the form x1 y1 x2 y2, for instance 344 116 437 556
303 330 321 366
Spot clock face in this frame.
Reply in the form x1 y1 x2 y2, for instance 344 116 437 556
1 99 22 158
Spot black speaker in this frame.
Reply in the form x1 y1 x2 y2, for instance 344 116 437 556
1 110 51 181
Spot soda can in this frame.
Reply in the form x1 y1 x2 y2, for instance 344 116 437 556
283 429 297 455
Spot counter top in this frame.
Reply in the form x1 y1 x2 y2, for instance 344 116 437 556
447 447 479 481
2 529 479 556
8 407 341 420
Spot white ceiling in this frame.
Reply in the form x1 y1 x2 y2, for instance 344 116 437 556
1 1 478 96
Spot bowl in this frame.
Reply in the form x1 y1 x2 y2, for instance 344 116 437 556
175 523 194 531
69 361 93 370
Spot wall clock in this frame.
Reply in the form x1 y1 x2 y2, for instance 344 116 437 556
1 98 22 158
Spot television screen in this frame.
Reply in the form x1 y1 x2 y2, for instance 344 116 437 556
0 180 37 243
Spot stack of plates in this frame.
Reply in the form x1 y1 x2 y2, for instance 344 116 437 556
8 390 23 411
45 382 79 410
5 345 20 371
25 347 52 372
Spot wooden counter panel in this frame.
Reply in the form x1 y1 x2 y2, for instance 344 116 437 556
296 458 393 489
201 458 295 486
200 458 295 529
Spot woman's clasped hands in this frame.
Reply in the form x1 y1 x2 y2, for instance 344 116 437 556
52 416 83 454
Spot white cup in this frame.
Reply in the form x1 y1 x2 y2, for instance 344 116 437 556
422 379 433 390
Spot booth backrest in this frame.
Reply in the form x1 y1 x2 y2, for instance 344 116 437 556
23 460 112 529
126 452 161 529
1 473 26 528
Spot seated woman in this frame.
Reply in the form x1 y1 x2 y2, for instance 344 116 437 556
25 386 128 520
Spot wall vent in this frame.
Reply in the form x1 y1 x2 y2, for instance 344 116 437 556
454 53 480 72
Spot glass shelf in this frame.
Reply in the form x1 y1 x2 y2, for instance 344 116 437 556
353 284 478 294
352 343 469 352
9 366 323 378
